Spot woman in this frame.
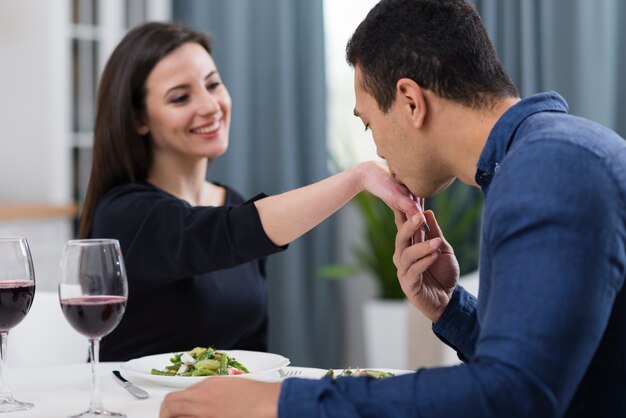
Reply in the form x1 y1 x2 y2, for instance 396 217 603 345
80 22 420 361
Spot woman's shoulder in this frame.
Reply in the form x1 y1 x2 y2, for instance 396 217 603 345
214 183 246 205
94 181 184 222
100 181 175 205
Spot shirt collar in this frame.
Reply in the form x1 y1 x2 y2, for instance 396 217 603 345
475 91 569 190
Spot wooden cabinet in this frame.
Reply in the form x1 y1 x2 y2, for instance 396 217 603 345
0 205 77 291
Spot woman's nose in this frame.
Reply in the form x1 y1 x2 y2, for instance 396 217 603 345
197 90 220 116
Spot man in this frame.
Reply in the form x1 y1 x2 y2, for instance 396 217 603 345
160 0 626 417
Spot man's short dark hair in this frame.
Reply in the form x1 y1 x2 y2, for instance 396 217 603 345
346 0 519 112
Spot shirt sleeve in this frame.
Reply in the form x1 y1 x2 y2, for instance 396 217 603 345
431 284 479 361
278 140 625 417
92 186 287 292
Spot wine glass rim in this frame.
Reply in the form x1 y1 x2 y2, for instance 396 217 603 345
0 236 28 242
66 239 120 246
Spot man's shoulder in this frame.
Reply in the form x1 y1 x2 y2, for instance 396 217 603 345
490 113 626 217
516 112 626 161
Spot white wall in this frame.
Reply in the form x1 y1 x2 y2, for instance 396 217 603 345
323 0 380 168
0 0 70 204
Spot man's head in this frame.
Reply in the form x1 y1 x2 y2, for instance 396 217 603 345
347 0 518 113
348 0 519 197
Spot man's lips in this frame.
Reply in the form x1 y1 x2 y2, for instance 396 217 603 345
391 172 408 188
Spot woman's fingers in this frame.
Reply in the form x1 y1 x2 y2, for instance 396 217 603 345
393 208 407 231
391 191 420 218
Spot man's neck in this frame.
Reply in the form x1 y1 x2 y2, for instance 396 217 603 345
437 97 520 187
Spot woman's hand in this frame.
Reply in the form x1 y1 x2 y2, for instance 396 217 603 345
355 161 422 220
254 160 422 247
393 207 459 322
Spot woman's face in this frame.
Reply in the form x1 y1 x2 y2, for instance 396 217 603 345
139 42 232 162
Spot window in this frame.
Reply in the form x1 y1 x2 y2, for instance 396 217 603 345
69 0 170 231
323 0 380 170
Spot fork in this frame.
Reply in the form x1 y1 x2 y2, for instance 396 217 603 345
278 368 302 378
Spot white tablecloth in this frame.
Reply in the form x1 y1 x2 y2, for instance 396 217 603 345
3 363 323 417
4 362 174 418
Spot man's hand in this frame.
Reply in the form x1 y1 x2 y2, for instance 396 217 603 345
393 208 459 322
159 377 281 418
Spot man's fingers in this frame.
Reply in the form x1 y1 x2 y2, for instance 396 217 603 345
160 387 213 418
424 210 454 253
160 392 195 418
394 213 426 262
401 251 440 284
397 238 442 276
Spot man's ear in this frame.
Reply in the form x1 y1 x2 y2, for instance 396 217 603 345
396 78 426 129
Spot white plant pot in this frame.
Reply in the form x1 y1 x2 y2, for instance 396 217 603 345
362 271 479 370
362 299 409 369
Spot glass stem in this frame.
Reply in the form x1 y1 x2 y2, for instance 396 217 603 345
88 338 103 412
0 331 12 398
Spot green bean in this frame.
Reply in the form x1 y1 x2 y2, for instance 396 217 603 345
151 368 176 376
218 354 229 375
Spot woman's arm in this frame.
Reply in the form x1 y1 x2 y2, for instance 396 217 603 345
254 161 422 246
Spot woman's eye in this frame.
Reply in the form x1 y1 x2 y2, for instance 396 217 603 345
364 123 370 132
207 82 222 91
170 95 189 104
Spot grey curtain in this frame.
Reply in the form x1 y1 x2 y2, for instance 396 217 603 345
472 0 626 137
172 0 340 367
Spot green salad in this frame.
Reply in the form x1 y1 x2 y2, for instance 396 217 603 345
151 347 250 377
325 368 395 379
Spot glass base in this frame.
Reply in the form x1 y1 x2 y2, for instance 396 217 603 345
69 408 126 418
0 395 34 413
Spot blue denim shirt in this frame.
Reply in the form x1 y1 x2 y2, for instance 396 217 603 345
278 92 626 417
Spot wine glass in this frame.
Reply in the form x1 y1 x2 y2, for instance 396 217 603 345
59 239 128 418
0 237 36 413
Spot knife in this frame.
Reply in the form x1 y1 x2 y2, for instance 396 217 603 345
112 370 149 399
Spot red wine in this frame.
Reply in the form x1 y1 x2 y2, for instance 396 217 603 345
61 296 126 338
0 281 35 331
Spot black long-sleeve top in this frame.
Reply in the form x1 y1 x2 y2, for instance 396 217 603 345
90 181 286 361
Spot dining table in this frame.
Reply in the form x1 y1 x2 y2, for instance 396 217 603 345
2 362 324 418
4 362 171 418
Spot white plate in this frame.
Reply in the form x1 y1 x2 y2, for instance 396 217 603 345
120 350 290 388
271 367 415 381
330 368 414 377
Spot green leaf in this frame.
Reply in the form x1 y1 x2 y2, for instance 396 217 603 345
317 264 360 279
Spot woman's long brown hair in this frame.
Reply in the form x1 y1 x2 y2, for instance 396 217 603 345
78 22 212 239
